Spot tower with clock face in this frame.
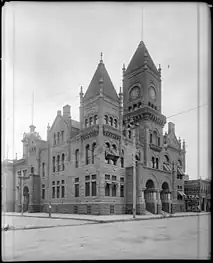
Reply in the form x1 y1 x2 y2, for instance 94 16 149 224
123 40 166 153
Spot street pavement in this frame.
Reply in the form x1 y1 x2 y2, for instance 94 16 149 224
2 214 210 260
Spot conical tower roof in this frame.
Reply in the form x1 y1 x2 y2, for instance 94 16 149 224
84 58 119 102
125 41 159 75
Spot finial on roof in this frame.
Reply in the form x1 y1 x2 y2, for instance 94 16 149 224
158 64 162 74
100 52 103 63
47 123 50 130
80 86 84 97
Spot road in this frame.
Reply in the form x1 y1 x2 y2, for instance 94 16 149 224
2 214 210 260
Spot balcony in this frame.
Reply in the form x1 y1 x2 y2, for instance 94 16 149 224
149 143 162 152
81 125 99 140
103 124 121 141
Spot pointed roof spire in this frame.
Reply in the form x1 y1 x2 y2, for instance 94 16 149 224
125 41 158 75
100 52 103 63
84 55 119 102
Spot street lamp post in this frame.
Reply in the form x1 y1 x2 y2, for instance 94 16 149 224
127 118 138 219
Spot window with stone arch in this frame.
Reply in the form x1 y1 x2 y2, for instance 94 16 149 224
61 153 65 171
156 157 159 169
85 119 88 128
153 130 158 145
94 115 98 125
105 142 110 164
85 144 90 165
53 156 55 172
164 155 170 164
75 149 79 168
104 115 108 125
114 118 118 128
57 155 60 172
121 149 124 167
109 116 113 126
92 142 96 164
89 116 93 126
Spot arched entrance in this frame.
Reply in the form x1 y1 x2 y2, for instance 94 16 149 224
160 182 171 213
144 179 156 214
23 186 29 212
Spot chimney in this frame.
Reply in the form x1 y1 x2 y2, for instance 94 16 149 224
63 105 71 117
168 122 175 134
57 110 62 116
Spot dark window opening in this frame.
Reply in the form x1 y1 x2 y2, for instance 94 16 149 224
92 181 97 196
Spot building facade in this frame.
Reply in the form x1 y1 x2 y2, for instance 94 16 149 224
3 41 188 215
184 179 211 212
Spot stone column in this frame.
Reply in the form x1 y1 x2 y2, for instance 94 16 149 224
156 189 162 214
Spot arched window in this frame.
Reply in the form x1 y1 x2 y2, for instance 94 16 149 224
153 131 157 145
57 155 60 172
75 149 79 168
156 158 159 169
57 132 60 144
85 119 88 128
129 106 132 112
94 115 98 125
104 115 108 125
148 102 151 107
133 104 137 111
109 117 113 126
85 145 90 165
92 143 96 164
31 166 34 174
112 144 117 165
89 117 93 126
150 133 152 144
53 156 55 173
158 137 160 146
105 142 110 164
114 119 118 128
121 149 124 167
165 155 169 163
128 130 132 139
62 153 65 171
138 102 142 108
53 133 56 145
152 157 155 168
42 162 45 177
61 131 64 143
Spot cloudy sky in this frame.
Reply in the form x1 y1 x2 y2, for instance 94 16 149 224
3 2 210 180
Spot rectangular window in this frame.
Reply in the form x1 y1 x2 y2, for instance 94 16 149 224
105 174 110 180
23 170 27 177
52 187 55 198
61 131 64 142
42 184 45 199
85 175 90 181
92 181 96 196
57 181 60 185
120 184 124 197
92 174 96 180
17 171 21 176
105 183 110 196
75 177 79 183
150 133 152 144
61 185 65 198
52 181 55 185
57 186 60 198
112 175 117 181
75 184 79 197
112 184 117 196
42 163 45 177
158 137 160 146
85 182 90 196
62 180 65 184
120 177 124 183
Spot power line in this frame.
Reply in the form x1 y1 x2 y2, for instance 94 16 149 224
167 103 207 119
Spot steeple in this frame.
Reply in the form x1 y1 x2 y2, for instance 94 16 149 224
125 41 159 76
83 54 119 102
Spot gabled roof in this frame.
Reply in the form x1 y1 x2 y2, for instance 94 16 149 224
84 60 119 102
125 41 159 75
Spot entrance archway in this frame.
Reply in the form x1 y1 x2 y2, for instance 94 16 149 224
160 182 170 213
23 186 29 212
144 179 155 213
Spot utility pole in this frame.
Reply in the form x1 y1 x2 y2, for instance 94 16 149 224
132 127 136 218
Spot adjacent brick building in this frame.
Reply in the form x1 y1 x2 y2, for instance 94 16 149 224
184 179 211 212
3 41 187 215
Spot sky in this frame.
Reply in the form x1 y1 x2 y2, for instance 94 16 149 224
2 2 210 180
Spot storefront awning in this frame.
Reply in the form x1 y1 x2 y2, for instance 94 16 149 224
177 190 186 197
177 167 184 175
163 163 172 171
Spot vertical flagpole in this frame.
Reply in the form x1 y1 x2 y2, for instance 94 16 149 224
32 92 34 125
141 8 143 41
197 3 200 260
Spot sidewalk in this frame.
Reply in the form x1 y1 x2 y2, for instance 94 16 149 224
3 211 210 223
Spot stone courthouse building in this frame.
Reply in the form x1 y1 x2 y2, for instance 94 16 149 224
4 41 187 215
